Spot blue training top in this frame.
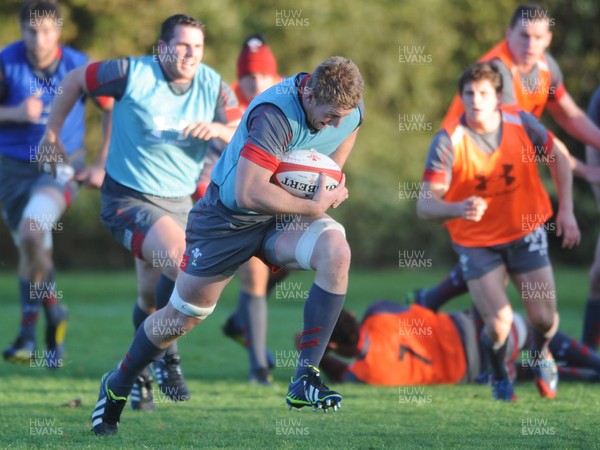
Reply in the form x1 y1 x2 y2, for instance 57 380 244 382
105 56 222 197
0 41 87 162
211 73 363 213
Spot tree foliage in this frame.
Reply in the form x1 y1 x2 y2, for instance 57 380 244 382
0 0 598 268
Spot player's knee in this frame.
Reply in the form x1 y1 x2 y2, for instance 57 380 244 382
169 287 216 322
294 218 347 271
145 308 193 341
316 231 351 269
18 191 63 251
528 312 555 335
526 302 556 333
17 219 48 251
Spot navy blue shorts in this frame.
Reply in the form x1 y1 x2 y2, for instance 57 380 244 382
181 183 276 277
100 175 192 259
452 227 550 281
0 151 83 231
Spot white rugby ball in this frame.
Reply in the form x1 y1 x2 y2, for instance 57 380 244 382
272 149 342 199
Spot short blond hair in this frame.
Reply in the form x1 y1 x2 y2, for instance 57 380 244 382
306 56 363 110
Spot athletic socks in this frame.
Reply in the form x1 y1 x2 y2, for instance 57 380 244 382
238 292 268 371
481 332 509 380
155 275 175 310
550 331 600 372
294 284 345 380
109 327 164 398
419 263 468 311
18 279 40 341
530 327 552 357
132 292 152 385
42 274 60 326
581 299 600 350
42 283 64 349
133 302 149 331
19 274 57 342
155 275 178 357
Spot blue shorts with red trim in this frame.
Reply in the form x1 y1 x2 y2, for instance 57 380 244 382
181 182 277 277
100 174 192 259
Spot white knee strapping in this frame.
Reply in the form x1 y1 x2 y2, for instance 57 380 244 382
169 288 216 319
294 218 346 270
20 192 63 250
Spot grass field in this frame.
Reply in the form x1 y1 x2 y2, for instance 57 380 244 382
0 267 599 449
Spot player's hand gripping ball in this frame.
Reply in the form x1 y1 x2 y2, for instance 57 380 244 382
272 149 342 199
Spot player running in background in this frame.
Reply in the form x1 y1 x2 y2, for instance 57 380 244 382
416 62 580 401
197 34 286 384
89 56 364 435
318 300 600 385
0 0 111 368
583 89 600 350
40 14 240 409
411 3 600 313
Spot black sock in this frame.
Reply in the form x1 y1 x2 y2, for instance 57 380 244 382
109 327 164 398
530 327 551 358
155 275 178 357
133 302 149 331
239 292 268 371
294 284 345 379
550 331 600 371
582 299 600 350
155 275 175 310
18 279 40 341
481 333 509 380
132 302 151 378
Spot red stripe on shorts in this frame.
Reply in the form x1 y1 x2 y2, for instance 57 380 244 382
301 327 321 336
131 229 145 259
299 339 318 350
180 254 189 272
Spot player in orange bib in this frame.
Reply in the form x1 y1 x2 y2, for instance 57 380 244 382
318 300 600 386
336 303 467 386
416 62 580 402
441 4 600 138
412 4 600 315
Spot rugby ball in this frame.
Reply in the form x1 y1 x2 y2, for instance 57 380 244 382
272 149 342 199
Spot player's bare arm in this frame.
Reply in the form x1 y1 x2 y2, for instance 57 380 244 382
548 135 600 185
44 65 89 141
416 182 487 222
37 65 89 175
547 92 600 149
183 78 241 142
41 63 113 184
235 156 347 216
547 138 580 248
0 94 44 123
75 107 113 188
